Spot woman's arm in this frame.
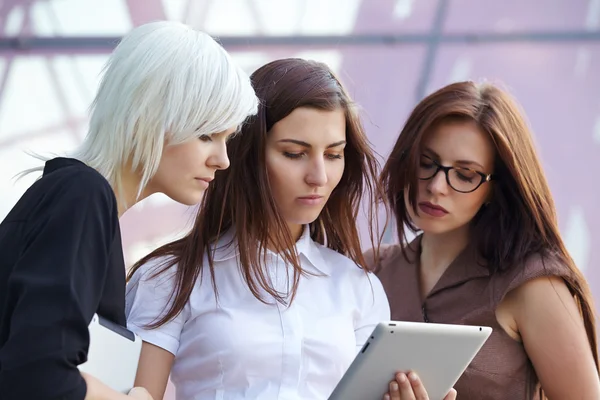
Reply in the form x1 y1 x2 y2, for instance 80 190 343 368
133 342 175 400
354 273 391 351
502 275 600 399
0 176 122 399
82 372 153 400
126 263 189 400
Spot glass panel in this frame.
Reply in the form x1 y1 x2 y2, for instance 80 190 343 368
0 131 79 218
0 56 69 139
351 0 438 34
29 0 133 36
188 0 438 35
0 0 440 37
444 0 598 32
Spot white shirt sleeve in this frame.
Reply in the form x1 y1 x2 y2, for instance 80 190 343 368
354 272 391 352
125 259 190 356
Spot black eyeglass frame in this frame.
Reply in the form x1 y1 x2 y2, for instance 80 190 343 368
418 155 494 193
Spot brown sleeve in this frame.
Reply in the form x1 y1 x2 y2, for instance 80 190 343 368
503 252 573 298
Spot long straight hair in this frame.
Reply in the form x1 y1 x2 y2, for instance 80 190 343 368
380 81 598 396
129 58 384 328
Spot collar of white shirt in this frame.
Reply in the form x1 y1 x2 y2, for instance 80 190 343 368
209 225 332 276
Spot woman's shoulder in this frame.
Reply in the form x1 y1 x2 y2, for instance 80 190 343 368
362 243 403 272
16 158 115 216
309 243 390 304
504 250 575 292
16 158 118 227
310 241 380 283
125 256 182 318
128 255 179 289
363 235 423 275
311 242 359 270
41 158 112 196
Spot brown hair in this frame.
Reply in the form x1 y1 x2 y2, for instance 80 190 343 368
380 81 598 385
128 58 383 328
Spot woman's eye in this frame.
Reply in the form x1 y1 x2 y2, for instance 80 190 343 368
283 152 304 159
199 135 212 142
456 171 476 182
326 153 343 160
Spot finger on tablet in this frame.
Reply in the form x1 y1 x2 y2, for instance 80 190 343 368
407 371 429 400
395 372 416 400
387 379 400 400
443 388 458 400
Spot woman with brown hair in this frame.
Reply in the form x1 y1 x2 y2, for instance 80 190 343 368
367 81 600 399
124 58 449 400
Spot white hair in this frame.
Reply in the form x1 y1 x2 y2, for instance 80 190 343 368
23 21 258 204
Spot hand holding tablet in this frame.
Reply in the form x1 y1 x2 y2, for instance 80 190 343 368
383 371 457 400
329 321 492 400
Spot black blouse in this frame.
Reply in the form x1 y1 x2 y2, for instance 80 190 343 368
0 158 126 399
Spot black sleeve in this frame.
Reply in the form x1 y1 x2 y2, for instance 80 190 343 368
0 178 118 399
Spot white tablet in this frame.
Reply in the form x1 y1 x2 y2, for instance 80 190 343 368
328 321 492 400
78 314 143 394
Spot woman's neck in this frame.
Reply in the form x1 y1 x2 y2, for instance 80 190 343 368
266 223 304 253
420 226 470 274
114 166 150 218
288 222 304 243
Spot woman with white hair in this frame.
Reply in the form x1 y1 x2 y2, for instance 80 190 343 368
0 21 258 400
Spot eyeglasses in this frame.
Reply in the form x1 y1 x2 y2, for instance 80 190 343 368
418 155 493 193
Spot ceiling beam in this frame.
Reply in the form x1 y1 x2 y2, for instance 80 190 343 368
1 30 600 53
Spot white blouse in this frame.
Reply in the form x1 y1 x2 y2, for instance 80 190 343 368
126 227 390 400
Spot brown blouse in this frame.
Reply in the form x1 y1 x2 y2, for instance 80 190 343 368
369 236 572 400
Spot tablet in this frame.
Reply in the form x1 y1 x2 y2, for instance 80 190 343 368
328 321 492 400
78 314 143 394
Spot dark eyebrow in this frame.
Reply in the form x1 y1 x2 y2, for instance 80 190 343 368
456 159 484 170
278 139 346 149
423 147 484 170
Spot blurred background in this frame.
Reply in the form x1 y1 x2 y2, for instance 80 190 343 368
0 0 598 397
